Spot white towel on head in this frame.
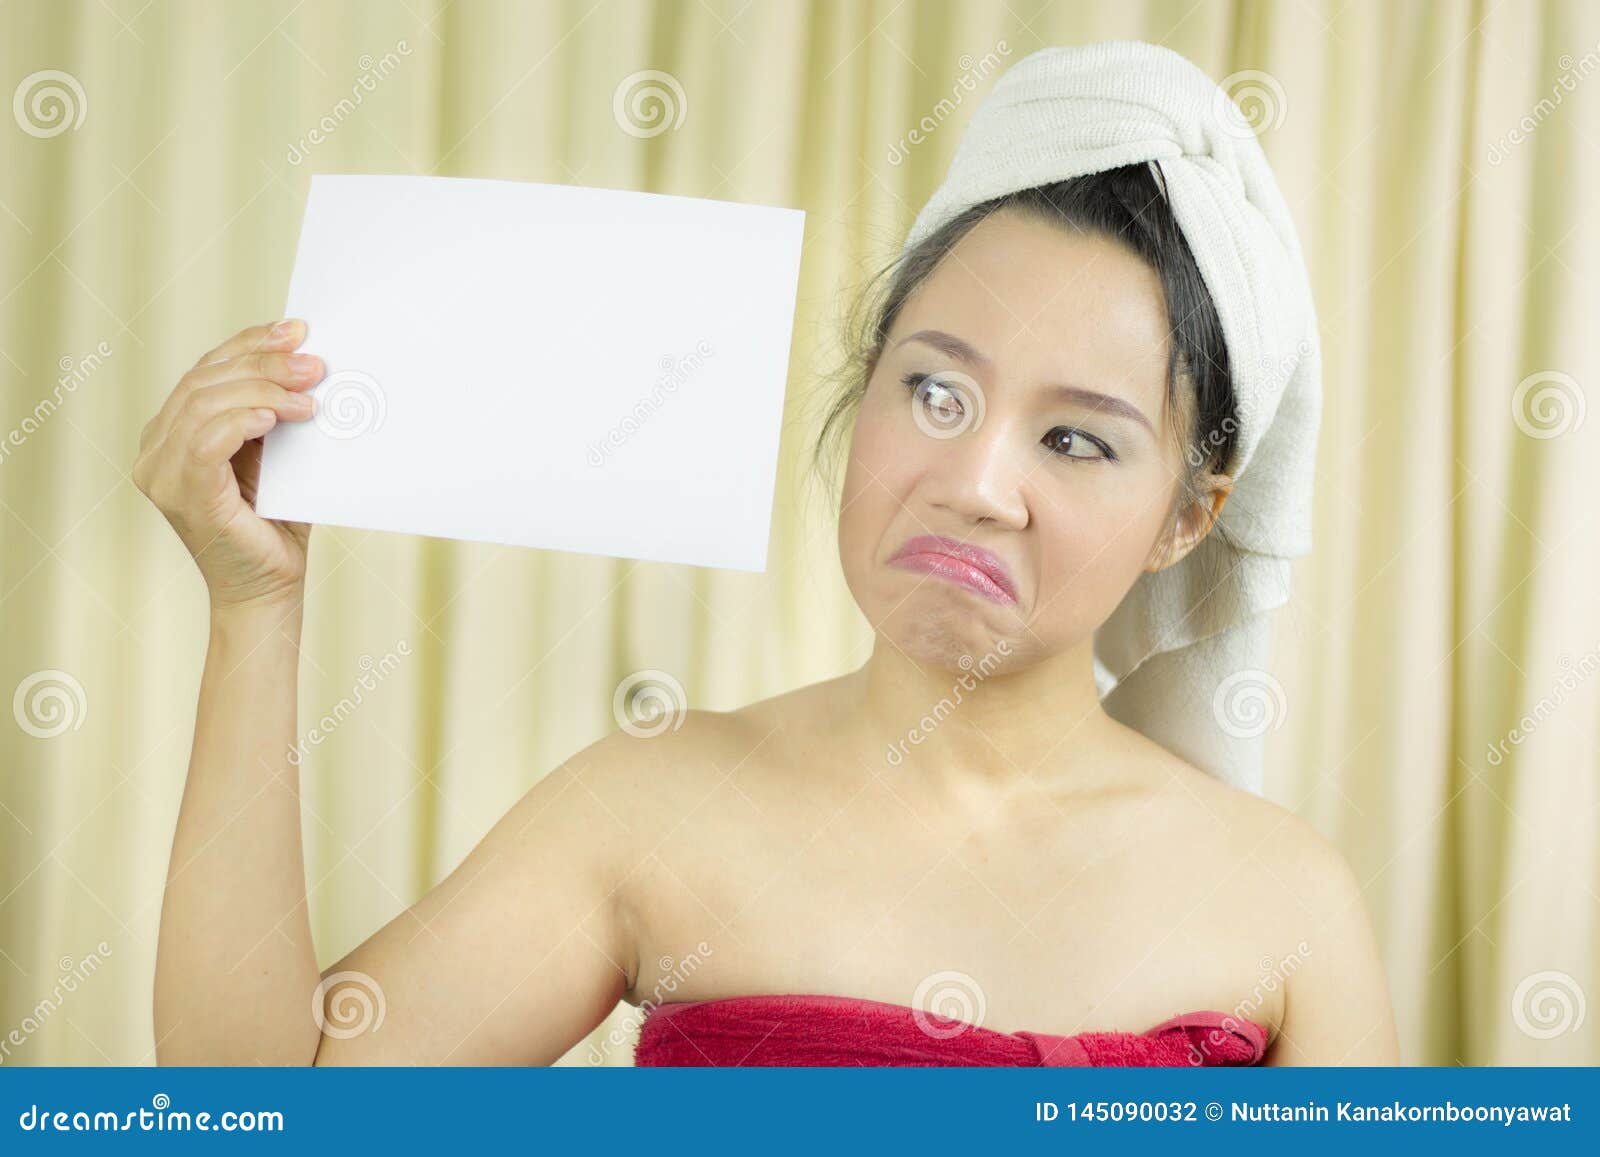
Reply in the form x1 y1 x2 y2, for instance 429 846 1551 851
901 40 1322 796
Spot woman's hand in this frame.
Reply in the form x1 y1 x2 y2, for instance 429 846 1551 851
134 319 322 612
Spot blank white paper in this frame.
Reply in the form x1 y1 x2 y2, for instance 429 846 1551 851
255 173 805 572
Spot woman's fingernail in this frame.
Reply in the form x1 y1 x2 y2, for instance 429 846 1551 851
285 393 314 415
270 319 297 341
289 353 321 377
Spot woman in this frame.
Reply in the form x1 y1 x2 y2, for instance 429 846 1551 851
138 44 1399 1068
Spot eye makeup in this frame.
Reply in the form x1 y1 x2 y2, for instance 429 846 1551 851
898 370 1119 463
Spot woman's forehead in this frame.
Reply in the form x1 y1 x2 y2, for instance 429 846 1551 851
895 212 1173 418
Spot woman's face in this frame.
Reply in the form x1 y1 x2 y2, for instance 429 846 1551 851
838 208 1214 671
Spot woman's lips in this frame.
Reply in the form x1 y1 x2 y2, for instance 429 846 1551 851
887 534 1018 606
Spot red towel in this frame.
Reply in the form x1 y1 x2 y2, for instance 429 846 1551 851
634 993 1267 1067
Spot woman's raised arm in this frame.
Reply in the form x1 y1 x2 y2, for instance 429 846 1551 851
141 321 637 1065
308 749 639 1066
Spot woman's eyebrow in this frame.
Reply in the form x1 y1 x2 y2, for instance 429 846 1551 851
893 328 1155 436
895 328 993 369
1044 383 1154 435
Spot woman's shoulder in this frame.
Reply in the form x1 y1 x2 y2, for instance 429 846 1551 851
1143 754 1396 1062
561 690 813 826
608 675 848 779
1104 719 1347 867
568 703 760 794
1196 763 1358 906
1122 740 1369 961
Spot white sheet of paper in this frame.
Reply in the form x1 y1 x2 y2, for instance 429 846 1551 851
256 173 805 572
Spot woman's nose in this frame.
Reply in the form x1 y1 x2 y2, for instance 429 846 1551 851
918 415 1031 529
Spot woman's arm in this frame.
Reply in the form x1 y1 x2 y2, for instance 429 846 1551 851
1263 837 1400 1065
144 320 636 1065
138 318 327 1064
307 748 637 1065
152 599 325 1064
156 599 637 1065
156 588 637 1064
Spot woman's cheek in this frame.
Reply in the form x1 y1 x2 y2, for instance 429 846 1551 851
842 398 918 516
839 421 905 576
852 387 903 458
1033 504 1155 635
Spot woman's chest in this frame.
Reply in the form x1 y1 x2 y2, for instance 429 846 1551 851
624 779 1288 1039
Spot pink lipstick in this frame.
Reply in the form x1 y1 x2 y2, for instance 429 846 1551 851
887 534 1018 606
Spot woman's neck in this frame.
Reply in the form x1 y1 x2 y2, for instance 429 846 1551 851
844 631 1119 805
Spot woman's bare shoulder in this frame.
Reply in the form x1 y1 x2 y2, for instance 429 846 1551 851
563 706 759 804
1146 758 1399 1062
561 677 835 823
1128 744 1371 960
1103 723 1346 872
1088 744 1383 1049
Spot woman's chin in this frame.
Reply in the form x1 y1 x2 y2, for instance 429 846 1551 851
872 601 1018 670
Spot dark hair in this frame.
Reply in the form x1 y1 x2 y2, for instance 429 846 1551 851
808 161 1239 558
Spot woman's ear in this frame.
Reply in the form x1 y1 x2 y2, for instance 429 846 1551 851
1146 473 1233 573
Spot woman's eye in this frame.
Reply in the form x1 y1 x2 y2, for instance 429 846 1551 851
902 371 963 418
1043 426 1115 462
897 371 1115 461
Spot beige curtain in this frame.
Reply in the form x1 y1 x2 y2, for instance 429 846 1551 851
2 0 1596 1067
